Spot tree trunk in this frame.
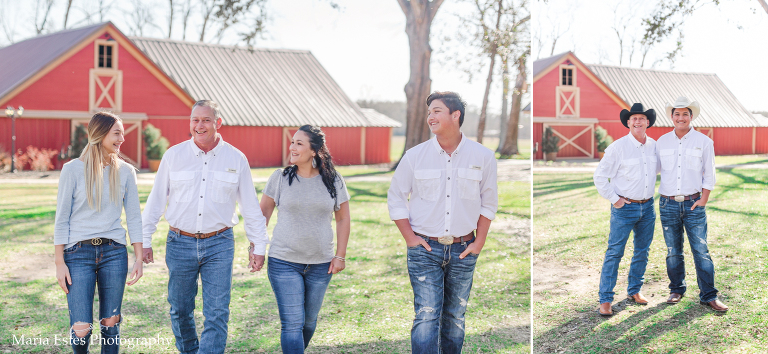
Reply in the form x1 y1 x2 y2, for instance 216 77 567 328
63 0 74 29
168 0 174 38
397 0 444 158
477 53 495 144
497 57 509 152
500 54 527 156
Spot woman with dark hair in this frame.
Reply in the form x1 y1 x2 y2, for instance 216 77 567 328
257 124 350 353
54 112 143 354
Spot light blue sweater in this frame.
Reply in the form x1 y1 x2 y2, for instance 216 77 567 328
54 159 142 249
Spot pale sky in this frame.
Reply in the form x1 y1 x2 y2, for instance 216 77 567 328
533 0 768 111
1 0 530 115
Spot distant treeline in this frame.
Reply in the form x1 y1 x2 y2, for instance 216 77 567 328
357 100 531 139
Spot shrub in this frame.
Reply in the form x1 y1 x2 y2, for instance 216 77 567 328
22 146 58 172
0 145 10 172
143 124 169 160
595 126 614 153
542 127 560 153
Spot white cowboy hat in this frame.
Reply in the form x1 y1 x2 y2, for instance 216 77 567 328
665 96 700 120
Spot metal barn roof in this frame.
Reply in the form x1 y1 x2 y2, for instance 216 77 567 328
131 37 396 128
0 23 106 101
359 108 401 128
588 64 756 128
532 52 569 78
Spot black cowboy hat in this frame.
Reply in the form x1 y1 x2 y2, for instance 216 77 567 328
619 103 656 129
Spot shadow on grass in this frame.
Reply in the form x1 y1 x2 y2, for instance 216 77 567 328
308 325 530 354
535 302 707 353
534 180 596 198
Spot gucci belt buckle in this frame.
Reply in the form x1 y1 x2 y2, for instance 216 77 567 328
674 195 684 203
91 238 102 245
437 236 454 245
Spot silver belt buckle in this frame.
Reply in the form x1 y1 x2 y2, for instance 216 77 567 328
674 195 684 202
437 236 453 245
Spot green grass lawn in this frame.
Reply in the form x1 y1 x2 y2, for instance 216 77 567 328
533 169 768 353
0 178 529 353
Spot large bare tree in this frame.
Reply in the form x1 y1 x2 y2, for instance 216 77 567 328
34 0 55 34
499 51 527 156
397 0 445 156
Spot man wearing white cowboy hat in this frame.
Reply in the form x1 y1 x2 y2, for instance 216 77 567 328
656 96 727 312
593 103 658 316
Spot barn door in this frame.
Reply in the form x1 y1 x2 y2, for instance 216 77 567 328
545 124 594 158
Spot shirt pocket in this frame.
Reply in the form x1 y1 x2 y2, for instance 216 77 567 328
659 149 676 171
647 156 657 176
457 168 482 200
212 171 239 204
414 169 441 202
685 148 703 171
619 158 641 181
169 171 195 203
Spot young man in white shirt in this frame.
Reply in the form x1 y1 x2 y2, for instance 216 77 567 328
593 103 658 316
141 100 269 353
656 97 727 312
388 91 498 354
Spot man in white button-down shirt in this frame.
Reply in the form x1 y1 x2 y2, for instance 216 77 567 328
593 103 658 316
656 97 727 312
141 100 269 354
388 91 498 353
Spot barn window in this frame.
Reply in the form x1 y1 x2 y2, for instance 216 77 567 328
561 68 573 86
98 45 113 68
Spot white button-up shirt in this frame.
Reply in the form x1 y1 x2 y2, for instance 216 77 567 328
387 134 498 238
656 127 715 197
594 133 657 204
141 136 269 254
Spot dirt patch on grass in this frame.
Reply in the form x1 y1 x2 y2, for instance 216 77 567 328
494 216 530 253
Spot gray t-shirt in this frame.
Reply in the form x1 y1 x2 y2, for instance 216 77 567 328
264 169 350 264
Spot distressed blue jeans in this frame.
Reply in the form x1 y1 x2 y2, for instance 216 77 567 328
659 196 718 302
64 239 128 354
267 256 333 354
407 236 478 354
598 199 655 304
165 228 235 354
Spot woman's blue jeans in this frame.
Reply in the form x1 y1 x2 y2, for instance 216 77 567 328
64 240 128 354
598 200 655 304
659 196 719 302
267 256 333 354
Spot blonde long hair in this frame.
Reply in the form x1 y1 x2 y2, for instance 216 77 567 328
81 112 122 211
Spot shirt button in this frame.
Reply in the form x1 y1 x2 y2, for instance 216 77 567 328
200 196 203 198
445 229 448 232
199 214 201 216
203 179 205 181
205 162 207 165
446 212 449 215
448 160 451 162
447 177 450 180
447 195 450 197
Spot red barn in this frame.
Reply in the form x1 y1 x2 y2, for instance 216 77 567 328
532 52 768 160
0 22 400 169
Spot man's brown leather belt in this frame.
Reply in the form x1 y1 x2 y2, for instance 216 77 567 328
414 231 475 245
660 192 701 202
170 226 231 239
619 196 651 204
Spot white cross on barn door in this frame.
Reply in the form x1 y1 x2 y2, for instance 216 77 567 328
89 68 123 112
555 86 580 118
544 124 594 158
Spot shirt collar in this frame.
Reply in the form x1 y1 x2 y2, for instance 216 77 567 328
626 132 647 148
675 126 694 140
430 132 467 155
190 134 225 157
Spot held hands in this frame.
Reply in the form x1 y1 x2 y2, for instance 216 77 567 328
248 242 265 272
328 257 345 274
459 241 483 259
127 258 143 285
143 247 154 264
56 263 72 294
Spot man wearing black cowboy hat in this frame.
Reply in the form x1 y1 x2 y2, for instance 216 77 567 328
593 103 658 316
655 97 727 312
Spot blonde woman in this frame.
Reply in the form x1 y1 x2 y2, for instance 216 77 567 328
54 112 143 354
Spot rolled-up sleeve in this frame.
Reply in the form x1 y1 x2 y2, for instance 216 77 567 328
387 153 413 221
54 164 75 245
237 157 268 255
701 141 716 191
594 145 621 204
479 155 498 221
141 155 171 248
